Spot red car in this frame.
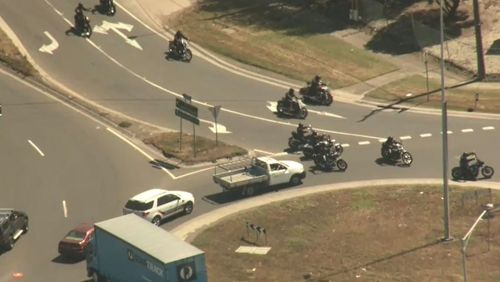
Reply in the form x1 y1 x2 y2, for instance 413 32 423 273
58 223 94 258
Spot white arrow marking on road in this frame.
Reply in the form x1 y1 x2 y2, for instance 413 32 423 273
38 31 59 54
93 20 142 50
266 101 345 119
209 123 232 134
62 200 68 218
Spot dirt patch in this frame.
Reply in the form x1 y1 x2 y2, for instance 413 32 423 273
144 132 247 165
192 185 500 281
0 28 36 77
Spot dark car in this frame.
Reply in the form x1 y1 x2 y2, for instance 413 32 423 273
0 209 29 250
58 223 94 258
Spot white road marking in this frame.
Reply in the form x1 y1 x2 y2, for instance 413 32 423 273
173 167 214 180
440 130 453 135
38 31 59 55
341 143 350 147
106 127 177 179
461 128 474 133
93 20 143 50
378 138 387 143
400 136 412 140
62 200 68 218
208 123 231 134
358 141 370 145
28 140 45 156
482 126 495 131
266 101 346 119
420 133 432 138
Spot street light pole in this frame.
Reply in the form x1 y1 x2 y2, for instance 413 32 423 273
472 0 486 80
440 0 451 241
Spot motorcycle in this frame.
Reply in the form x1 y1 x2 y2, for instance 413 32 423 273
77 16 92 38
381 142 413 166
299 82 333 106
452 160 494 180
313 152 348 171
102 0 116 16
277 98 308 119
302 135 343 159
167 39 193 62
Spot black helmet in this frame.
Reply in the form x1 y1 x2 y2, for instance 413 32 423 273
387 136 393 142
314 75 321 81
288 88 294 94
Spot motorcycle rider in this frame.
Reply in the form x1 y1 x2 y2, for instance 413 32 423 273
309 75 323 96
383 136 399 157
74 2 90 31
460 152 478 172
173 30 189 54
284 88 298 112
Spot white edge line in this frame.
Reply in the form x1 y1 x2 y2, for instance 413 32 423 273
174 167 214 179
461 128 474 133
420 133 432 138
28 140 45 156
106 127 177 179
62 200 68 218
482 126 495 130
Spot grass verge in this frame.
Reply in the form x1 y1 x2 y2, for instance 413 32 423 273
192 185 500 281
167 1 398 88
0 28 36 76
365 74 500 113
144 132 247 164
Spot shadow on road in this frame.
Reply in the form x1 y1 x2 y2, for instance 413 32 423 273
52 255 84 264
202 183 295 205
149 159 179 170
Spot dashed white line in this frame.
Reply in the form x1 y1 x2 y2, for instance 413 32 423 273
62 200 68 218
482 126 495 131
461 128 474 133
378 138 387 143
358 141 370 145
440 131 453 135
400 136 412 140
341 144 350 148
28 140 45 156
420 133 432 138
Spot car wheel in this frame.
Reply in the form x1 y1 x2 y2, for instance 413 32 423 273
183 202 194 214
289 175 302 186
152 216 162 226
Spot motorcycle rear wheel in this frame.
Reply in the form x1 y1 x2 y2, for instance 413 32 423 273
481 166 495 178
299 108 308 119
451 167 462 180
183 49 193 62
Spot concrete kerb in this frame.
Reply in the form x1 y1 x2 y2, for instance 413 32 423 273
171 178 500 242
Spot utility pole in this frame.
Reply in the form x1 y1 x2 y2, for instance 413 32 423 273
472 0 486 80
439 0 452 241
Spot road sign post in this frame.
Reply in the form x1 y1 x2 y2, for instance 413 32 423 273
209 105 222 146
175 95 199 157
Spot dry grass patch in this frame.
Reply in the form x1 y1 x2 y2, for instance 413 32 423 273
144 132 247 164
167 2 398 88
0 28 36 76
193 185 500 281
365 74 500 113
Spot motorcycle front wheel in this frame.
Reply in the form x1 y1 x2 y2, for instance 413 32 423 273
401 152 413 166
324 93 333 106
183 49 193 62
298 108 308 119
336 159 348 171
481 166 495 178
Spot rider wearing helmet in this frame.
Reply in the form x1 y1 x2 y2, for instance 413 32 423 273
383 136 399 156
310 75 323 96
285 88 298 111
74 2 90 30
460 152 477 171
173 30 189 54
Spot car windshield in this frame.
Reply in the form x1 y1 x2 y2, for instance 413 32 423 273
125 200 153 211
65 230 86 241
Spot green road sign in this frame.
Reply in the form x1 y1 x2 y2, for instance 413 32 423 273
176 98 198 117
175 108 199 125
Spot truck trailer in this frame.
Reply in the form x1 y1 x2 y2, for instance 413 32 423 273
86 214 207 282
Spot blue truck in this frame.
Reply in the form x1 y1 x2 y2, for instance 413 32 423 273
86 214 207 282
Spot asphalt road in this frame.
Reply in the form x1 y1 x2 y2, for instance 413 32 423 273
1 0 500 281
0 68 212 281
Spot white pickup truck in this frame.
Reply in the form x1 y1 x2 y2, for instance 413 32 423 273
213 156 306 196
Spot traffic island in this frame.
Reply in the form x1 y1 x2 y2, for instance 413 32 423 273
190 184 500 281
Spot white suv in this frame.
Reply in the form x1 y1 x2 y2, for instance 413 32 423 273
123 189 194 226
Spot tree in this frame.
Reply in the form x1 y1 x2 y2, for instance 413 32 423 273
434 0 460 18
